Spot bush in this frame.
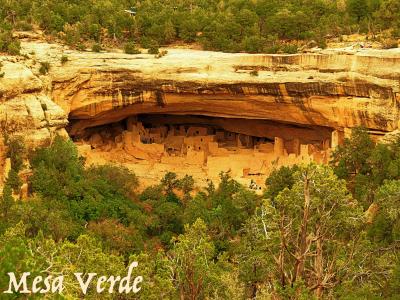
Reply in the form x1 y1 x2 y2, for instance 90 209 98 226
0 27 20 55
91 43 102 52
6 135 26 172
76 43 85 51
30 136 85 201
147 40 160 55
6 169 22 193
148 47 159 55
140 36 154 49
63 23 81 46
392 28 400 39
124 42 141 54
60 55 68 64
6 41 21 55
250 70 259 76
318 39 328 49
242 36 265 53
281 44 298 54
39 61 50 75
15 21 33 31
86 164 139 199
264 45 280 54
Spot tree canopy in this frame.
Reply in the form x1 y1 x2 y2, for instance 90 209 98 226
0 133 399 298
1 0 400 55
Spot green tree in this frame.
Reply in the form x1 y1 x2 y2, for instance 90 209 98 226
54 235 125 299
6 169 21 193
184 172 258 251
30 135 85 201
347 0 369 22
331 127 374 197
128 252 175 299
0 185 14 218
0 24 20 55
0 222 42 296
265 165 299 200
86 164 139 199
124 41 141 54
242 164 366 298
169 219 216 299
178 174 195 203
375 0 400 33
164 20 176 43
161 172 179 195
236 212 275 298
6 135 25 172
370 179 400 244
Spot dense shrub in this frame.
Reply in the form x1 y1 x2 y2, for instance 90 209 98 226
60 55 68 64
91 43 102 52
147 40 160 55
0 0 399 53
39 61 51 74
124 42 141 54
281 44 298 54
249 70 258 76
0 27 20 55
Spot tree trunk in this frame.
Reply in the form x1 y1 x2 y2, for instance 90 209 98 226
315 226 324 298
251 263 258 299
293 174 311 283
279 216 286 287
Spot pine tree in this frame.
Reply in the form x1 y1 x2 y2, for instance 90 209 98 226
0 185 14 218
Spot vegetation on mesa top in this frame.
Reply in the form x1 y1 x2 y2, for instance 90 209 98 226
1 0 400 56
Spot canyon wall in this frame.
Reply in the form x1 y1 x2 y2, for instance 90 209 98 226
45 46 400 137
0 59 68 145
0 55 68 187
1 40 400 189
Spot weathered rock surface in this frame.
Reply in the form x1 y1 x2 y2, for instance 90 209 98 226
1 40 397 141
39 44 400 137
1 39 400 188
0 59 68 146
0 51 68 186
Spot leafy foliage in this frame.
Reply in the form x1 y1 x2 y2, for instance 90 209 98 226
91 43 102 52
1 0 400 54
0 130 399 298
0 23 20 55
124 42 141 54
39 61 50 75
331 127 400 207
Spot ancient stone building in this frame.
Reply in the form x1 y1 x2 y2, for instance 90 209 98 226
76 114 336 191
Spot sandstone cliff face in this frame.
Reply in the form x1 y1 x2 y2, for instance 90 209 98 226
1 40 400 188
0 59 68 146
43 46 400 137
0 52 68 186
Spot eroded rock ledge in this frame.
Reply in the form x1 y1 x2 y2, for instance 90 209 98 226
0 59 68 146
44 46 400 136
1 41 400 188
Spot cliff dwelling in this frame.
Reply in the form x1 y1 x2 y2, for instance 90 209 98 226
3 42 399 193
69 114 339 191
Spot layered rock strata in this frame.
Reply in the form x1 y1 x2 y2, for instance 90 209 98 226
0 59 68 145
44 46 400 137
1 40 400 189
